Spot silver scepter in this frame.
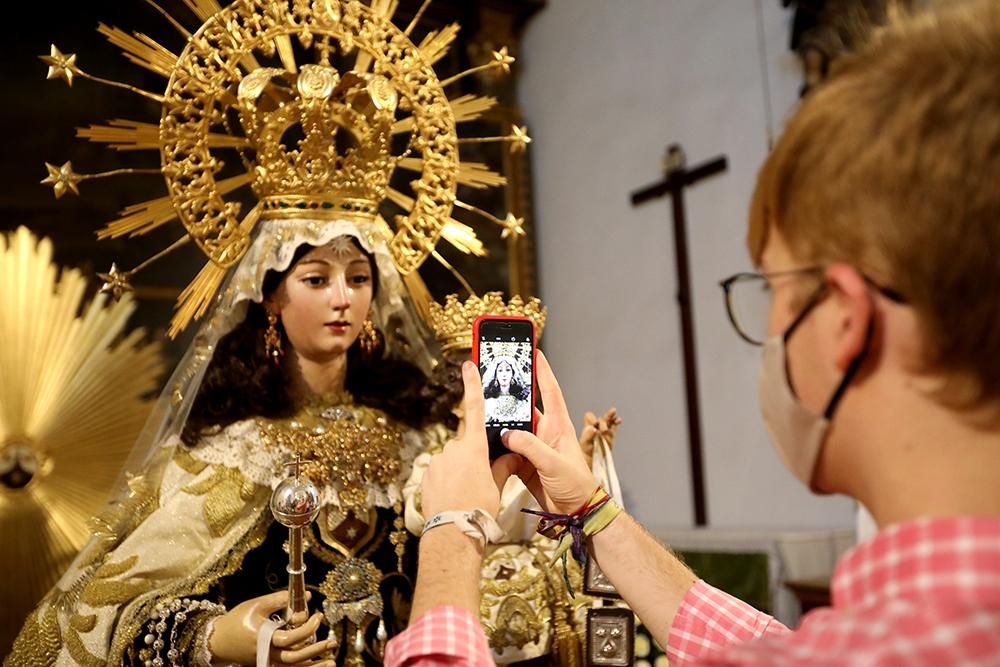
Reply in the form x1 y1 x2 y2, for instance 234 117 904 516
270 455 321 627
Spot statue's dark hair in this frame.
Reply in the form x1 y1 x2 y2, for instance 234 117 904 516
418 355 466 431
181 241 430 445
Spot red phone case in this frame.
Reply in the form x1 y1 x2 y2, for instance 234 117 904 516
472 314 538 435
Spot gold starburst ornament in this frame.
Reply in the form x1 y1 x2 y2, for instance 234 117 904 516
0 227 163 654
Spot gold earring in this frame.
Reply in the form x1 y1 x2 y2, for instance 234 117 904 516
265 311 283 364
360 318 381 358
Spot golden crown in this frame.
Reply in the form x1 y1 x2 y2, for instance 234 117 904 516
40 0 534 336
238 66 396 221
428 292 547 355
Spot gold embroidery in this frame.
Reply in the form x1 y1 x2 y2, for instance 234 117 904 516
257 397 404 514
64 613 105 667
80 472 161 571
491 595 546 652
79 578 153 607
5 601 62 667
174 447 209 475
109 505 272 663
70 613 97 633
94 555 139 579
183 465 259 537
479 556 552 653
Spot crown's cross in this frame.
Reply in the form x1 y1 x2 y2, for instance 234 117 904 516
630 144 727 527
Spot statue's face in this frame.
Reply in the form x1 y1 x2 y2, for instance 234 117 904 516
496 360 513 390
270 238 374 361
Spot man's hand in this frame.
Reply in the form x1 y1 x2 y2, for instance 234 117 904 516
421 360 518 519
503 352 600 514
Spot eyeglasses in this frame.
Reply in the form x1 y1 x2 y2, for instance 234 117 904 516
719 267 905 346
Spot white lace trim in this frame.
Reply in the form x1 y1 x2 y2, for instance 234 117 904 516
184 419 421 510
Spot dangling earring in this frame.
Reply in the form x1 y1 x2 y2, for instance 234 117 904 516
359 318 381 358
265 311 283 365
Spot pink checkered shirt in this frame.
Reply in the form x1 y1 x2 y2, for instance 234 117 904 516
386 517 1000 667
669 516 1000 666
384 605 493 667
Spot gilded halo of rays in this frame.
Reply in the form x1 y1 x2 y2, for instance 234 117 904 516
0 227 163 652
40 0 532 337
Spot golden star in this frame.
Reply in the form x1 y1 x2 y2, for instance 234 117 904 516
40 161 83 199
492 46 515 74
509 125 532 154
39 44 78 86
97 263 134 301
500 213 526 240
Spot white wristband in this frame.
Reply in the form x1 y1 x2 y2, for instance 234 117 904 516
422 509 505 545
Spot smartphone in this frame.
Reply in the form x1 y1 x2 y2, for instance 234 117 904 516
472 315 537 459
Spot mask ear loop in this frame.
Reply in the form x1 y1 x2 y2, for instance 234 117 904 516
781 273 887 417
781 281 828 343
822 318 874 419
779 278 876 418
779 282 828 398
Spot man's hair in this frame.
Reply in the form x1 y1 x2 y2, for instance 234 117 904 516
749 0 1000 401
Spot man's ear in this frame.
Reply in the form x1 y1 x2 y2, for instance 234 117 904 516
825 263 874 371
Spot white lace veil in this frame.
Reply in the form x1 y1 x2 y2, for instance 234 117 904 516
91 216 437 545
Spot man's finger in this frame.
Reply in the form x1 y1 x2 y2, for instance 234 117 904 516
511 458 547 509
491 453 521 493
504 429 560 473
461 361 486 436
535 351 572 426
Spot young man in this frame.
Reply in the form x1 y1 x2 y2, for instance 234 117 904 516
386 1 1000 664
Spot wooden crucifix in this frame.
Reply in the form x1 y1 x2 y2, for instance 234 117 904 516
629 144 727 527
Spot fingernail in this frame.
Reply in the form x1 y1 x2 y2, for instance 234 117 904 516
500 428 510 442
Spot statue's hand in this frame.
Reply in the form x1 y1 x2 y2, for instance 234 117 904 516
209 591 336 666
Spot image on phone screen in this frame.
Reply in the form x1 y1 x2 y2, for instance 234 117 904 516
477 323 534 459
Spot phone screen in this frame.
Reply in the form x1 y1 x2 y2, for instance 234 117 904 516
476 318 534 457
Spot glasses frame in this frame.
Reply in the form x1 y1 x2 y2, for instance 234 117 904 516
719 267 905 347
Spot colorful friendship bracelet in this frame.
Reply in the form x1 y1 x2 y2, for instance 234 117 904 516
521 486 623 595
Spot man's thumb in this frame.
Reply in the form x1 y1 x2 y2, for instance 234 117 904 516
503 429 558 472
